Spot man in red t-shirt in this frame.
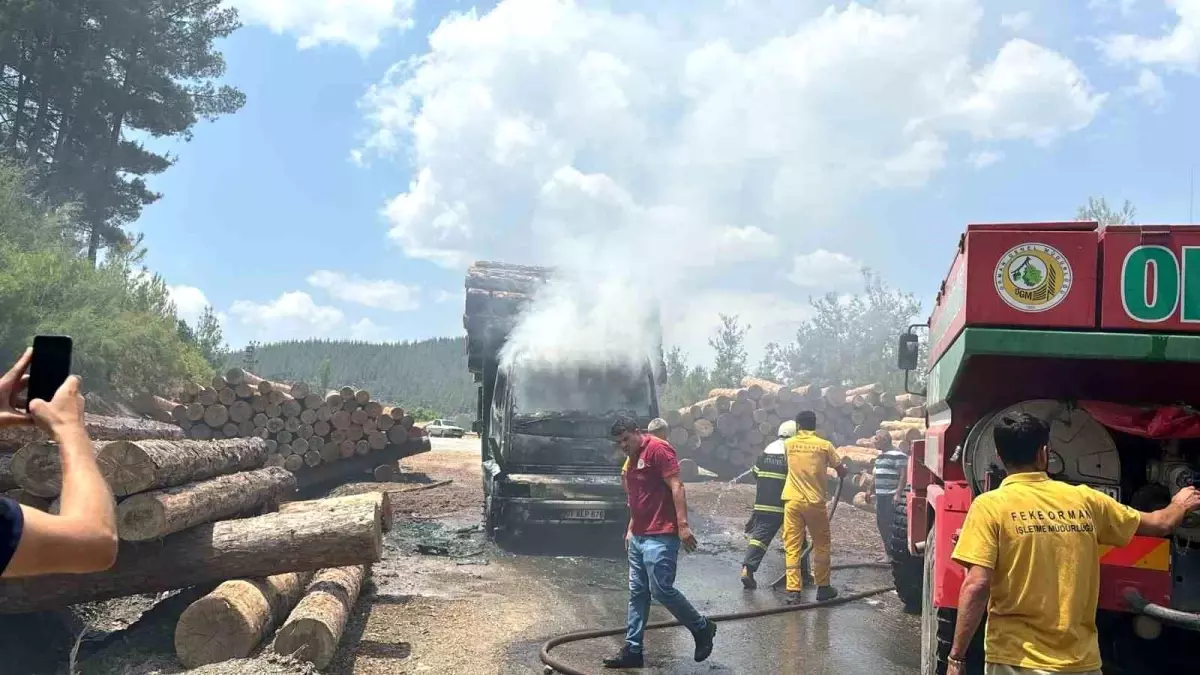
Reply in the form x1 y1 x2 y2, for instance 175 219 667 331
603 416 716 669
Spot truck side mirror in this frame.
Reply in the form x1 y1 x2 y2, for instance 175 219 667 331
897 333 920 371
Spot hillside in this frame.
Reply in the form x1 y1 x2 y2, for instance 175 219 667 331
232 338 475 416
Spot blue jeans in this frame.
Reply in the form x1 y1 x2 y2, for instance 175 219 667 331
625 534 708 654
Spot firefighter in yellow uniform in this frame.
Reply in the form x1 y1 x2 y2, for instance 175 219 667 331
781 410 845 604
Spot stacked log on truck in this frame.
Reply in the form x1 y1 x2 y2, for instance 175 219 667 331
0 428 388 668
665 378 913 478
134 369 431 485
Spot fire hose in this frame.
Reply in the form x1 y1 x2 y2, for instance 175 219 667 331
539 475 897 675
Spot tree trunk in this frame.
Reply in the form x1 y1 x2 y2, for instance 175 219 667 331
97 437 269 497
175 571 314 668
115 467 296 541
0 414 182 452
0 502 383 614
274 565 367 669
278 492 392 532
12 440 104 498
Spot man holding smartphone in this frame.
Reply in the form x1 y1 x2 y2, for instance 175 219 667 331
0 348 118 578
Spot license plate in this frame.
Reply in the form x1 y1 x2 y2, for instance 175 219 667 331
564 509 605 520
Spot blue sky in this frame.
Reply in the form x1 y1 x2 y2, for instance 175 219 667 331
138 0 1200 364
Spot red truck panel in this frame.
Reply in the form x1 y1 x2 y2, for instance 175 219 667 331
1100 226 1200 332
928 222 1100 366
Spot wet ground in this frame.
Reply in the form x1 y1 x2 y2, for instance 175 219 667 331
1 437 920 674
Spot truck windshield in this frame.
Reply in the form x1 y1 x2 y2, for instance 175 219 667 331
510 364 652 434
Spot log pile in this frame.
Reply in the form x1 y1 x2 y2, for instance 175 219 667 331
156 368 430 480
664 377 912 478
0 435 387 614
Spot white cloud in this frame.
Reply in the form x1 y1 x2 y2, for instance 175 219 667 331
358 0 1105 275
306 270 420 311
229 291 345 343
1000 10 1033 33
1100 0 1200 70
1125 68 1167 106
942 39 1106 146
229 0 415 53
967 149 1004 168
434 290 459 304
349 318 390 341
787 250 863 289
168 285 212 325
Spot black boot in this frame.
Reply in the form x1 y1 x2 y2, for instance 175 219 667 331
785 591 806 605
602 646 643 669
740 566 757 590
692 619 717 662
817 585 839 601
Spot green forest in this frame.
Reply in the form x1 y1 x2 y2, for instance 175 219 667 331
232 338 476 418
0 1 243 396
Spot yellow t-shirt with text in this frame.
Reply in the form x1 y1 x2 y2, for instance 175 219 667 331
780 430 839 505
951 472 1142 673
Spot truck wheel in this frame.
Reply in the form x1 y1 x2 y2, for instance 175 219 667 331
921 528 984 675
888 487 923 614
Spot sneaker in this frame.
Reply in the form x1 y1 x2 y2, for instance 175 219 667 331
692 619 717 662
740 567 757 590
602 646 644 669
785 591 806 605
816 585 839 601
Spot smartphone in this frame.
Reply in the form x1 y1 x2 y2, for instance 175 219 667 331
27 335 72 406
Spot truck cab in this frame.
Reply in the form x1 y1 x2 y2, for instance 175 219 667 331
482 358 658 537
891 222 1200 675
463 261 666 542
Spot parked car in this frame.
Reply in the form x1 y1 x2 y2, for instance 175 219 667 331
425 419 466 438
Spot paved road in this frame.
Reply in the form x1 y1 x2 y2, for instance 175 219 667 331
412 437 921 674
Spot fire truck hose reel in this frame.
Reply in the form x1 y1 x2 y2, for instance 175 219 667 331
538 475 899 675
1124 588 1200 632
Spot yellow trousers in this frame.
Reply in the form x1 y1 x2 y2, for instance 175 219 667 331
783 500 830 591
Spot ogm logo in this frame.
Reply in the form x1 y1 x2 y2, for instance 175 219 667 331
994 243 1073 312
1120 245 1200 323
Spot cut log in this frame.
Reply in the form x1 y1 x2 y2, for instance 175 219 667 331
218 387 237 407
389 407 405 422
367 431 388 451
0 454 15 491
291 382 311 399
373 464 397 482
229 401 254 424
299 408 318 425
189 423 213 441
5 488 50 510
313 420 331 438
284 417 301 433
339 386 355 400
175 569 314 668
0 501 383 614
354 390 371 406
132 393 179 424
309 436 324 452
237 420 255 437
315 405 334 423
116 467 297 541
265 454 286 468
363 401 383 418
251 395 267 413
11 440 104 498
282 399 303 419
186 403 205 422
198 388 218 407
375 415 394 432
0 414 183 451
324 392 342 408
350 409 368 426
284 455 304 472
97 437 270 497
708 388 751 404
280 492 392 532
274 565 367 669
304 452 321 468
667 427 689 447
319 443 340 463
203 404 230 429
331 410 351 430
338 441 355 459
277 430 293 445
692 419 715 439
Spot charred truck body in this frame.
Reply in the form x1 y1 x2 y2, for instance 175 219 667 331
892 222 1200 674
464 262 664 540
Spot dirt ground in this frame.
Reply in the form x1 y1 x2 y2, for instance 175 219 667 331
0 438 896 675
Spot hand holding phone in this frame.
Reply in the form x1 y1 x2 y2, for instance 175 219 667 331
0 348 33 427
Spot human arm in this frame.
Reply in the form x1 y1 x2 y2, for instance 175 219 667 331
3 375 118 577
663 473 697 552
827 443 847 478
1135 487 1200 538
948 565 993 674
947 500 999 669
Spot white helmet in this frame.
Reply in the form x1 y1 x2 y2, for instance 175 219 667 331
777 420 797 438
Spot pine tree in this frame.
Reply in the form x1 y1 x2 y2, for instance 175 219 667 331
708 314 749 388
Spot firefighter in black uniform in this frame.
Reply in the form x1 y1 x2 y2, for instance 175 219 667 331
740 421 812 589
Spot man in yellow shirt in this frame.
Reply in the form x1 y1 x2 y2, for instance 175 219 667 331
781 410 846 604
949 412 1200 675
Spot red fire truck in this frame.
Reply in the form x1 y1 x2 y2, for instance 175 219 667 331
890 222 1200 674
